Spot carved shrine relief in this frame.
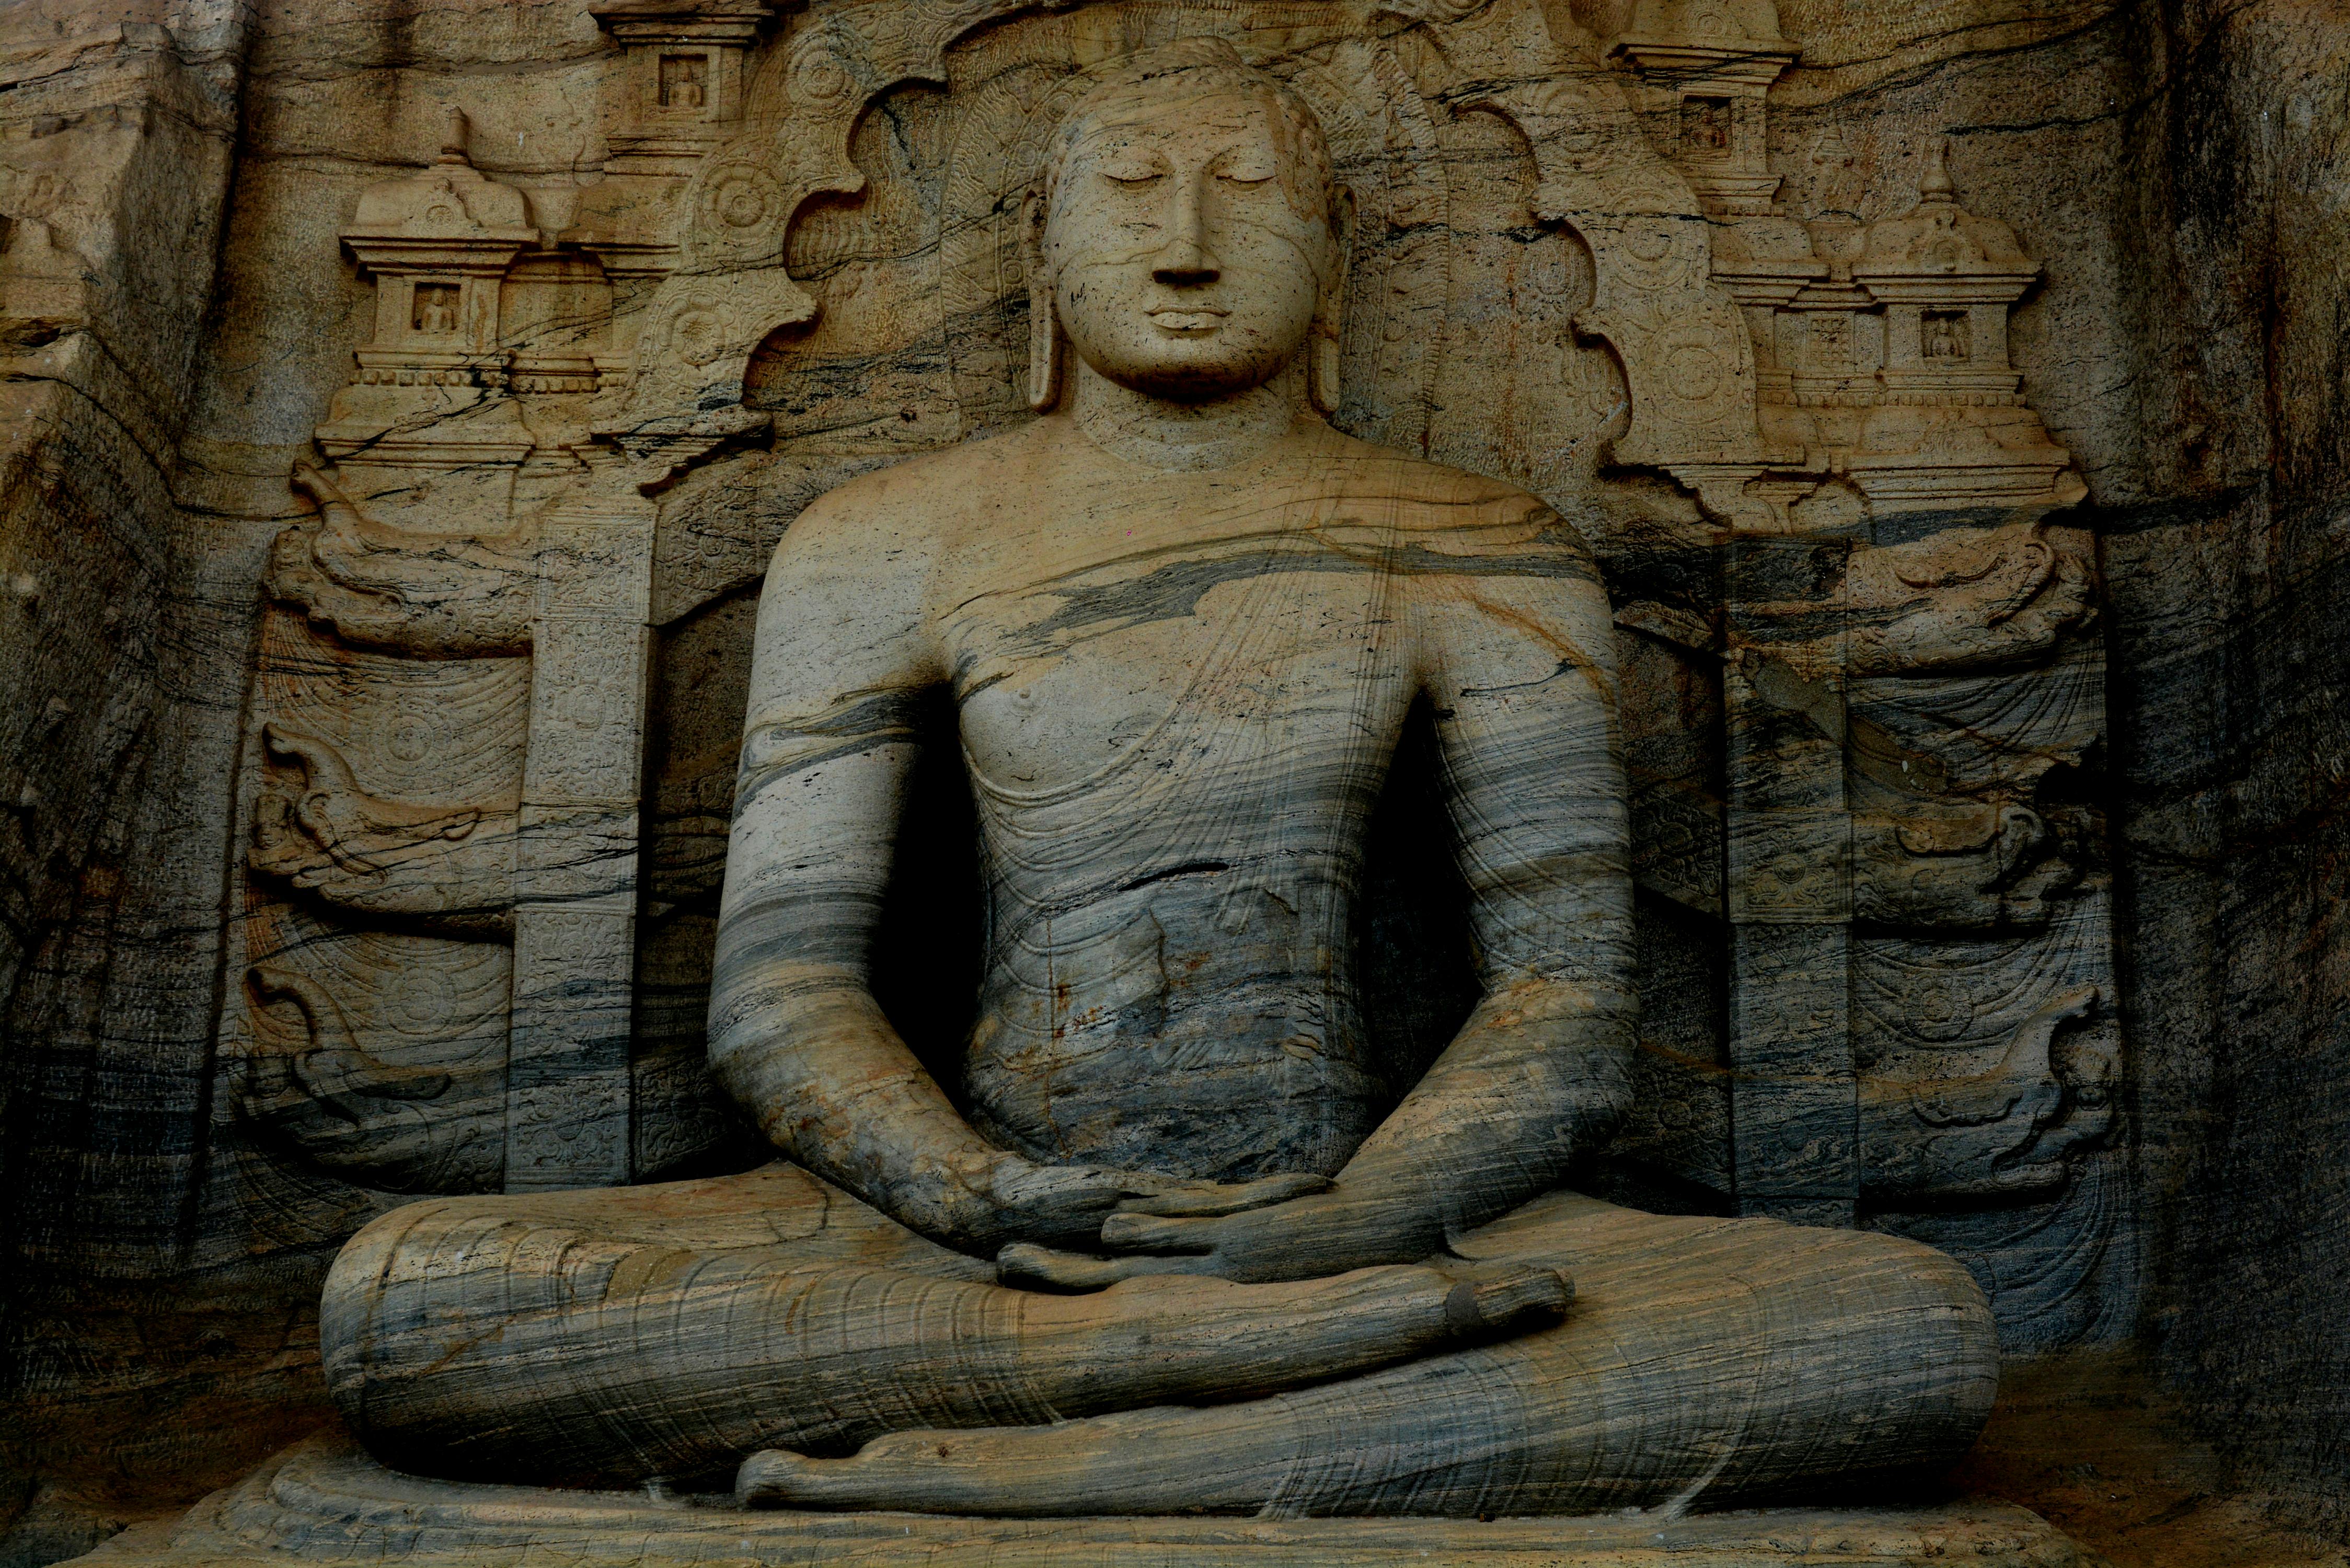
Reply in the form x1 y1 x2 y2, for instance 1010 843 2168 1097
1611 0 1798 217
220 0 2126 1348
595 0 784 172
229 97 725 1227
314 110 539 468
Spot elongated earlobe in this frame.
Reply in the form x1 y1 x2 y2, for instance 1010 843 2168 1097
1309 320 1342 416
1023 189 1064 413
1029 285 1064 412
1309 185 1356 418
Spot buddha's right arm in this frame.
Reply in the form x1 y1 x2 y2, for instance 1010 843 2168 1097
708 501 1086 1253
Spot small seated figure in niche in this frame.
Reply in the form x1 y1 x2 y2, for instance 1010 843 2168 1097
412 286 458 337
1926 311 1971 360
1682 97 1733 157
321 41 1996 1516
662 55 707 110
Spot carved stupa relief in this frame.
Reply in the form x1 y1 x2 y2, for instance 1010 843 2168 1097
222 0 2125 1359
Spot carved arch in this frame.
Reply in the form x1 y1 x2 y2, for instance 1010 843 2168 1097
597 0 1770 520
1438 0 1778 518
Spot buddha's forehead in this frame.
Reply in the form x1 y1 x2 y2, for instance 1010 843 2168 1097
1049 75 1337 233
1061 80 1285 165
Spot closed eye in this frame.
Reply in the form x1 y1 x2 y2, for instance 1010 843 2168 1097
1100 165 1165 188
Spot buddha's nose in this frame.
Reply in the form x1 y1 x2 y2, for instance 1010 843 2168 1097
1152 175 1219 286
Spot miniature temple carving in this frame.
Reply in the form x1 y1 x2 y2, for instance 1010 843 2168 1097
314 109 539 468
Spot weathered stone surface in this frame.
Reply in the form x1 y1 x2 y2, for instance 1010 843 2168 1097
76 1433 2097 1568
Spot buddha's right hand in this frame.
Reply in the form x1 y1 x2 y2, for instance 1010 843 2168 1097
976 1159 1330 1253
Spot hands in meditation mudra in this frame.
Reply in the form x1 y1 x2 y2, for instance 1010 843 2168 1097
321 41 1996 1516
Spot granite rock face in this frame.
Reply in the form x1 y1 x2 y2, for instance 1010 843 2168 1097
0 0 2342 1562
2093 1 2350 1541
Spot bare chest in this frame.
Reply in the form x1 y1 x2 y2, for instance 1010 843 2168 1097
942 533 1413 800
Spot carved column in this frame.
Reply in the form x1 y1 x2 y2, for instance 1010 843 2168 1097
1723 534 1859 1224
506 497 659 1189
237 103 681 1204
234 0 799 1205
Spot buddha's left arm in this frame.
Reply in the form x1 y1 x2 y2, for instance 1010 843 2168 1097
1334 506 1638 1243
1071 505 1636 1285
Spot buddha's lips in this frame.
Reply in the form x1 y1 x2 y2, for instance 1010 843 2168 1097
1148 307 1228 332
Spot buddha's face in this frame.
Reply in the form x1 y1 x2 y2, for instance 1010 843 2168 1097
1042 80 1337 402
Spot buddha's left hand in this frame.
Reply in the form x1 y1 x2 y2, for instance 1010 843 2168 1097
997 1180 1422 1289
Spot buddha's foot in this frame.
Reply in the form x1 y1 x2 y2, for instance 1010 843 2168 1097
737 1414 1158 1514
1008 1256 1573 1411
740 1260 1571 1512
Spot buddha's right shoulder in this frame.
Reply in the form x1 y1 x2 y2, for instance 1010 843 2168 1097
776 424 1049 567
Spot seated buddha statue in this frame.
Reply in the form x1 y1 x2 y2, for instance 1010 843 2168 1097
319 39 1996 1517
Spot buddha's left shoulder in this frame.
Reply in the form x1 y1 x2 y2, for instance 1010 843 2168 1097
1309 430 1594 556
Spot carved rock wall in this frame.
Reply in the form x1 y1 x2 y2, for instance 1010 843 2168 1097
0 0 2344 1561
2093 0 2350 1537
0 6 304 1565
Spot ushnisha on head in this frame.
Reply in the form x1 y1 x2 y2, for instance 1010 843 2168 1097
1023 38 1353 414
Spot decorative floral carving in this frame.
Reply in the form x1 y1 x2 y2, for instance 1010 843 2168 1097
1853 803 2082 931
1739 522 2096 679
1860 984 2112 1201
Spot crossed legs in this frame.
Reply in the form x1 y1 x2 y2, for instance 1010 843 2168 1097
322 1166 1995 1511
737 1191 1999 1517
320 1163 1569 1490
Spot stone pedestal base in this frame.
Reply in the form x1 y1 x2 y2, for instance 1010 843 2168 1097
74 1435 2098 1567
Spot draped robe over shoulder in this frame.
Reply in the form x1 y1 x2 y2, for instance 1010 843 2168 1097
320 418 1998 1509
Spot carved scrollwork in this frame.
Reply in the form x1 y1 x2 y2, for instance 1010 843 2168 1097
1738 522 2097 683
264 462 537 656
1614 979 2115 1206
1843 522 2096 677
1860 984 2113 1201
248 722 520 936
238 965 502 1195
1852 803 2081 932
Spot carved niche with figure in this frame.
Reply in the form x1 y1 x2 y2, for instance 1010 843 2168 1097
224 0 2122 1371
